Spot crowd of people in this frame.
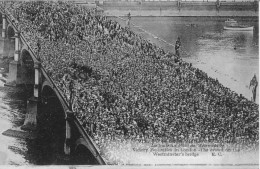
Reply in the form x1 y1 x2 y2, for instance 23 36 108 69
2 1 258 164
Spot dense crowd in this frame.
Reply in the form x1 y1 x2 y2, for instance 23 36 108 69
2 1 258 164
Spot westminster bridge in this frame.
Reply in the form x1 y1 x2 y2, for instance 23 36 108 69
0 5 106 165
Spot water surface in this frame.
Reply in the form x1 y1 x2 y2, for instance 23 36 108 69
114 16 259 102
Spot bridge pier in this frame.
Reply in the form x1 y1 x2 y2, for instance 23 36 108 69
14 31 19 61
34 61 40 97
6 60 20 86
21 96 38 131
21 61 41 131
0 38 8 59
2 14 6 39
0 14 7 59
64 110 73 155
5 31 21 86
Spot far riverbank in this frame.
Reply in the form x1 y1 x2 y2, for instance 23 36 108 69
103 10 258 17
98 1 258 17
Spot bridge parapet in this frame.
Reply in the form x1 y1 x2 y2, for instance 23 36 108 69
101 0 258 16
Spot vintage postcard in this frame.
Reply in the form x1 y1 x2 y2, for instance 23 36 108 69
0 0 258 168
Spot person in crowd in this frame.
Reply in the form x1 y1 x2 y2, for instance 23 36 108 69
175 37 181 57
249 74 258 102
126 12 131 29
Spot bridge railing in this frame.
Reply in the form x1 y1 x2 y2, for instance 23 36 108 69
0 5 106 165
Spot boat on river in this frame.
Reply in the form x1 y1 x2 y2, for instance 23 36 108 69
224 19 254 31
224 25 254 31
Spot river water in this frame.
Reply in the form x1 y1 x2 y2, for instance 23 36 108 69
0 34 63 165
115 16 259 102
0 16 259 165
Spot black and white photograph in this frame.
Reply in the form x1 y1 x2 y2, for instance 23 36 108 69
0 0 258 167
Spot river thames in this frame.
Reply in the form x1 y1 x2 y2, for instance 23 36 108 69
0 16 258 165
114 16 259 102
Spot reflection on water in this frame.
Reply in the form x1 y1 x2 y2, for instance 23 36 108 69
0 35 26 165
0 85 28 165
0 78 66 165
189 30 258 102
0 36 60 165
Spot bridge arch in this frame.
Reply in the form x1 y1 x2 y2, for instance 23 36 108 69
20 49 35 84
41 80 68 113
38 83 67 163
7 24 15 39
40 82 67 120
41 82 100 164
73 138 99 165
21 49 34 67
20 47 38 63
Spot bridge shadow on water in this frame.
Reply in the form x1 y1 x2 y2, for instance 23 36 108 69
34 91 66 165
2 84 62 165
0 73 99 165
25 86 98 165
